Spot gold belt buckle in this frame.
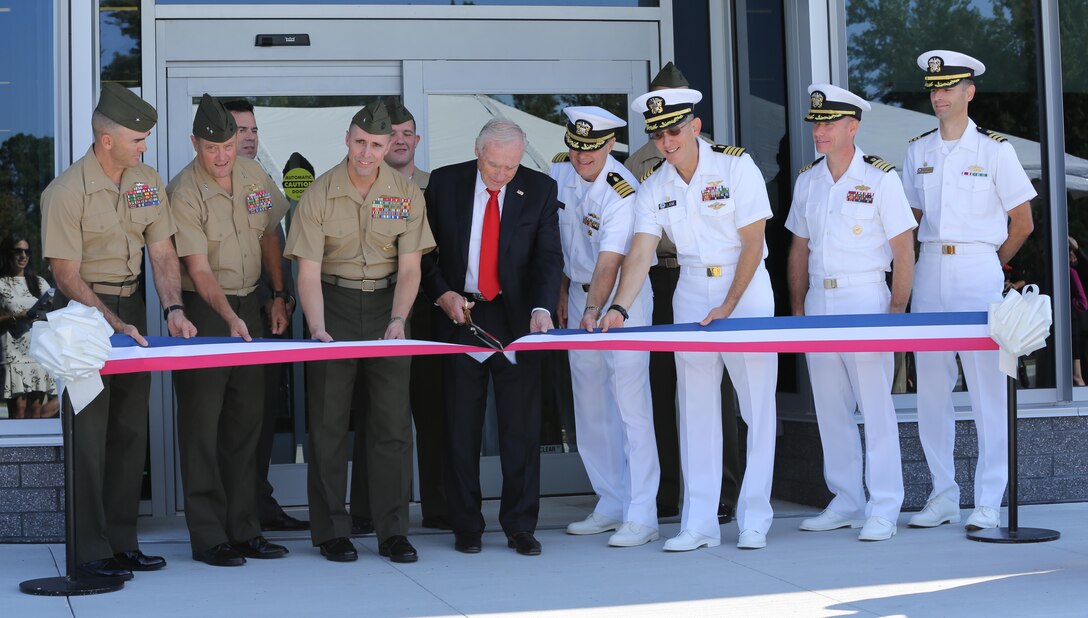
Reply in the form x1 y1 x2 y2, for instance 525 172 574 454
823 278 838 289
942 244 956 255
706 266 723 277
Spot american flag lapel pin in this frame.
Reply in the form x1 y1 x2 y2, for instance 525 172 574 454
516 189 524 196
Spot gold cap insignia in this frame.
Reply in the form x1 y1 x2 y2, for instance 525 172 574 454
648 96 665 115
810 91 825 109
928 56 943 73
574 119 592 137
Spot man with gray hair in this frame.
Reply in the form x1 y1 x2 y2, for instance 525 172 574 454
421 118 562 556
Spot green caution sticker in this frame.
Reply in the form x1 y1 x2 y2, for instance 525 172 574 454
282 167 315 201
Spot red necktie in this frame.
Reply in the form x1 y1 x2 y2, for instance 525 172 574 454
478 188 501 300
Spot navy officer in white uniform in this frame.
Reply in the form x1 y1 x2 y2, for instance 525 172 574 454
600 88 778 551
550 106 659 547
904 50 1035 531
786 84 916 542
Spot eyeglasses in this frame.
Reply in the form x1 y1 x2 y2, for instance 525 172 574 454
650 119 692 142
12 248 31 257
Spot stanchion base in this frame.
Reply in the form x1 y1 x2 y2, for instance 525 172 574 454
966 527 1061 544
19 575 125 596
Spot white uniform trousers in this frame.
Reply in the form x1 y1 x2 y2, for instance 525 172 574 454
673 263 777 540
567 281 659 528
805 281 904 522
913 250 1007 508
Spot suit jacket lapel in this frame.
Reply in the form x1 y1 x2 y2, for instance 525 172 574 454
457 164 476 272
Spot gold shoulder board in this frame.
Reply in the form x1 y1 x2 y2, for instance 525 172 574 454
863 155 895 173
640 161 664 183
977 127 1008 143
552 152 570 163
908 128 938 143
798 156 824 175
606 172 635 198
711 144 746 157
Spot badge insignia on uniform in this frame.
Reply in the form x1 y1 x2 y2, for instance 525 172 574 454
853 225 863 235
701 182 729 202
575 119 592 137
963 165 988 178
124 182 159 209
657 199 677 210
371 196 411 219
706 202 727 210
846 189 875 204
582 213 601 235
810 91 825 109
246 190 273 214
648 97 665 115
917 163 934 175
928 56 943 73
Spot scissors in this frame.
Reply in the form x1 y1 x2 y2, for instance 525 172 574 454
462 302 505 352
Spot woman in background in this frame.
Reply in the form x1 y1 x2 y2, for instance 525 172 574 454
0 233 57 418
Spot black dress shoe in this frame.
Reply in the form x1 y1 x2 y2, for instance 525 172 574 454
319 537 358 562
260 512 310 532
192 543 246 567
351 516 375 536
453 532 482 554
113 550 166 571
421 515 451 530
718 503 736 524
76 558 134 581
657 504 680 519
378 535 418 563
506 532 541 556
231 536 288 559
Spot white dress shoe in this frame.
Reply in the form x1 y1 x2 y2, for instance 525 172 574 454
663 529 720 552
566 512 621 535
964 506 1000 531
608 522 660 547
907 495 961 528
799 509 863 532
737 529 766 550
858 516 897 541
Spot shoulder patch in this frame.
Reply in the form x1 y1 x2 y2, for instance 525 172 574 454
640 160 664 183
551 152 570 163
711 144 746 157
908 128 938 143
977 126 1008 143
606 172 635 198
798 156 824 175
863 155 896 173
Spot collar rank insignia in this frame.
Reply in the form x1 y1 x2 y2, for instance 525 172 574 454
125 182 159 209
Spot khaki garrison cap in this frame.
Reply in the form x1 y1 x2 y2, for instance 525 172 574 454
650 62 690 90
192 93 238 143
387 101 416 125
95 83 157 132
352 101 393 135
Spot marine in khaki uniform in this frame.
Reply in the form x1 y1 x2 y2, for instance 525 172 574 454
167 94 291 566
351 101 450 537
41 83 197 580
285 101 436 564
623 62 742 525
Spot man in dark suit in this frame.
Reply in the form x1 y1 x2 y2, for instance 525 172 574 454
421 118 562 556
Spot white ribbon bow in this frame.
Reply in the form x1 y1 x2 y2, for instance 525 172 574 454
28 301 114 413
988 284 1053 378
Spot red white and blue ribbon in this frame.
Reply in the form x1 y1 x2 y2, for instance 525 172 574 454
101 311 996 375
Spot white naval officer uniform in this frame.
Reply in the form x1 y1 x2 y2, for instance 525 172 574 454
633 138 778 541
904 119 1037 510
550 154 659 529
785 148 917 523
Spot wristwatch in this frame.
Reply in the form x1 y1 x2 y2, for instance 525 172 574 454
163 304 185 321
272 290 289 300
607 304 629 321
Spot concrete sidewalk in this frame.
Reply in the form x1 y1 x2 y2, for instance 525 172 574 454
4 497 1087 617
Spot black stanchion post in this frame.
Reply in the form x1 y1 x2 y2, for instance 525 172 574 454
20 391 125 596
967 375 1059 544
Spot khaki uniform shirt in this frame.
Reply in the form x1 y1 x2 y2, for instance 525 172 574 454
41 145 176 283
167 156 290 293
409 168 430 191
285 160 435 279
